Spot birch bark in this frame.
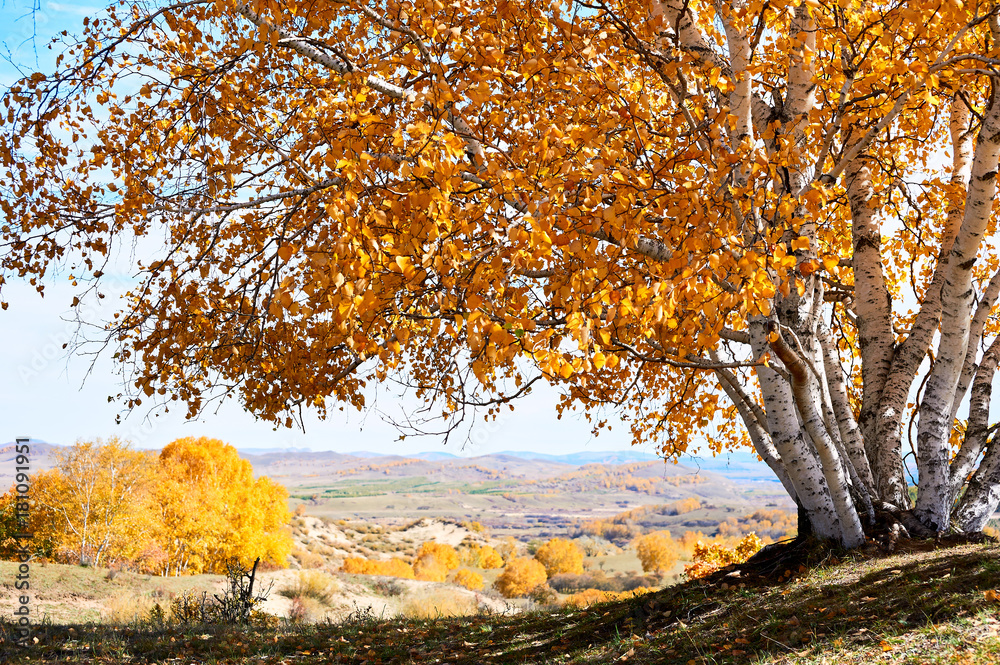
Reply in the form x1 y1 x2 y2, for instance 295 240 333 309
916 81 1000 531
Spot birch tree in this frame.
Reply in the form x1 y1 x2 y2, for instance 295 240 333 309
4 0 1000 546
33 438 154 567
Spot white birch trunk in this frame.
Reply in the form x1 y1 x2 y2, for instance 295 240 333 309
916 83 1000 531
749 318 844 540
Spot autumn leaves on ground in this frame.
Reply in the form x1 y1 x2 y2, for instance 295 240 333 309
2 438 1000 663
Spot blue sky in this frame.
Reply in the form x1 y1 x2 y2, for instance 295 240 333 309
0 0 676 458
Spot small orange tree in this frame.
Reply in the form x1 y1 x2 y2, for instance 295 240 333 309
493 557 547 598
416 542 460 570
451 568 484 591
414 553 448 582
534 538 584 577
477 545 504 569
341 557 416 579
152 437 291 575
459 543 504 569
634 531 681 575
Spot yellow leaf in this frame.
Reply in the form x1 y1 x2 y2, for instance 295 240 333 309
791 236 811 251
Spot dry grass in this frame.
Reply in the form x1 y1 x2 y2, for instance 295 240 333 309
280 570 339 606
399 587 479 619
101 592 158 625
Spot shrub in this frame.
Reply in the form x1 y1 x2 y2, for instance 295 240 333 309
662 497 701 515
493 557 547 598
287 596 326 623
414 554 448 582
528 583 559 606
280 570 338 605
495 536 519 562
450 568 484 591
373 578 406 596
462 521 488 535
534 538 584 577
415 542 460 570
460 543 505 569
341 557 416 579
684 533 764 579
574 536 617 557
548 573 614 593
634 531 681 575
103 592 156 624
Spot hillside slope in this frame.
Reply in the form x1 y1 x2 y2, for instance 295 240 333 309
3 541 998 663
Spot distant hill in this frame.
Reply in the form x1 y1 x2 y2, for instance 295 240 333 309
493 450 661 465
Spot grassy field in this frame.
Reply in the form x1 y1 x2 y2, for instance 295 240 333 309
2 540 997 663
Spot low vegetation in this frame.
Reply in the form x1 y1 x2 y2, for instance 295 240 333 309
2 541 997 664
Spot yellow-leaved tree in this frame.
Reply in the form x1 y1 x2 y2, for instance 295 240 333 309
152 437 291 575
31 438 155 568
415 542 460 570
534 538 584 577
634 531 681 575
493 557 548 598
10 0 1000 545
451 568 484 591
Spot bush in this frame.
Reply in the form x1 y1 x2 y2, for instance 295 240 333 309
287 596 326 623
280 570 338 605
548 573 614 593
562 587 656 608
103 592 156 624
451 568 484 591
534 538 584 577
574 536 617 557
634 531 681 575
684 533 764 580
493 557 548 598
459 543 505 569
341 557 416 579
528 583 559 606
373 578 406 597
414 554 448 582
415 542 460 570
496 536 520 562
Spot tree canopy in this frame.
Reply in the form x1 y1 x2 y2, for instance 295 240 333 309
4 0 1000 545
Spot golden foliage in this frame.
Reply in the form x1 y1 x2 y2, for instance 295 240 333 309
534 538 584 577
450 568 484 591
633 531 681 575
31 438 155 568
341 557 416 579
493 557 548 598
153 437 291 575
684 534 765 580
459 543 504 569
4 437 291 575
414 553 449 582
495 537 520 563
415 542 460 570
7 0 999 541
716 509 797 542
